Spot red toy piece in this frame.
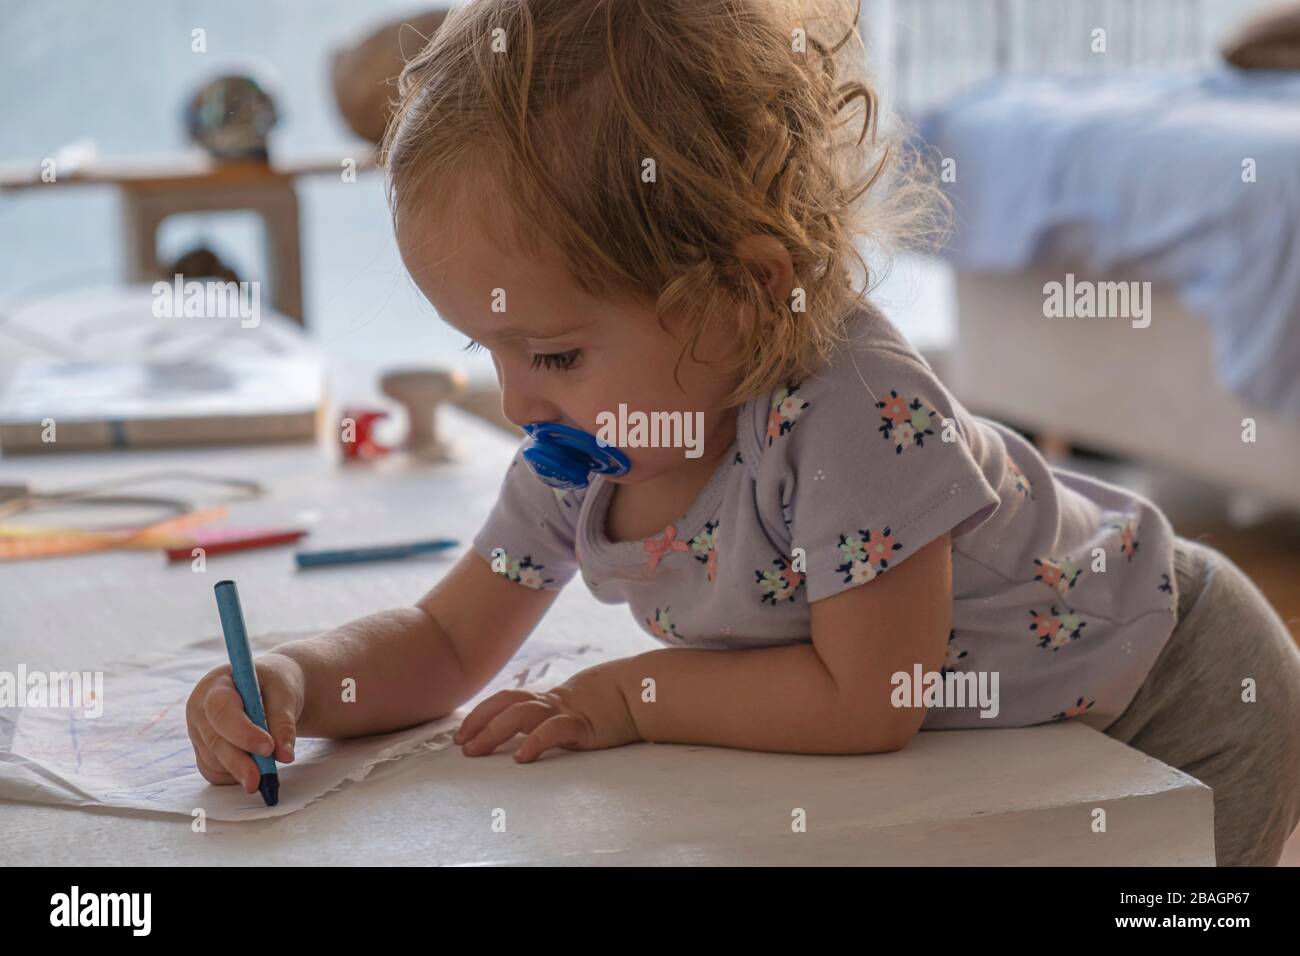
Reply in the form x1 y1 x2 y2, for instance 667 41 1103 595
339 407 392 461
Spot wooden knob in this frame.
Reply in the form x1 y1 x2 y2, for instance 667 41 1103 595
380 367 466 461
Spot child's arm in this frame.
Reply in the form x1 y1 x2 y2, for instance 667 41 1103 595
268 551 559 739
187 551 557 792
607 533 953 754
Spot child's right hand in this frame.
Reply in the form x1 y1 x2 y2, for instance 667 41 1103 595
186 653 305 794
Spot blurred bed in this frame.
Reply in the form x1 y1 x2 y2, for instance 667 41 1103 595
919 65 1300 510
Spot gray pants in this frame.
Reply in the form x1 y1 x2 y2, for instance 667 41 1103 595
1104 536 1300 866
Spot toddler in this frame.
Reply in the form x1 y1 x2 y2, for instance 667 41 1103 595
187 0 1300 865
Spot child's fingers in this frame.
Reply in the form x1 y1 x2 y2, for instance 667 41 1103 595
453 690 538 746
204 732 263 793
462 700 553 756
203 676 276 757
258 679 298 763
194 749 238 786
514 714 584 763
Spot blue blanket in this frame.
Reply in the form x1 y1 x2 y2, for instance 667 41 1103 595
919 67 1300 418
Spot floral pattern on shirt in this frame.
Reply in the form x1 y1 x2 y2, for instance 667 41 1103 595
642 524 691 570
836 527 902 585
756 556 804 604
940 629 969 675
1008 458 1034 498
1029 605 1088 650
877 389 938 454
494 552 553 590
1107 514 1140 561
766 383 809 445
1033 556 1082 598
688 520 719 582
1052 697 1096 721
647 607 684 642
1158 572 1176 613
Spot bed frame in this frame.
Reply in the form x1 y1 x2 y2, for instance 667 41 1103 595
951 268 1300 513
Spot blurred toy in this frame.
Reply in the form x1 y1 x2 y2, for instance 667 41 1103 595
339 407 391 461
338 369 465 465
330 9 451 144
163 246 242 284
380 367 466 462
184 74 279 161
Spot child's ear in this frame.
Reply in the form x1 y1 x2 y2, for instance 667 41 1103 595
733 234 795 305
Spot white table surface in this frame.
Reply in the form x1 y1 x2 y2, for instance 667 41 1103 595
0 404 1216 865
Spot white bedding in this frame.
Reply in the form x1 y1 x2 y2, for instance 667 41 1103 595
920 66 1300 417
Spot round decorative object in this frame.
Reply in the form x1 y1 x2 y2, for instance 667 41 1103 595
521 422 631 490
184 74 279 161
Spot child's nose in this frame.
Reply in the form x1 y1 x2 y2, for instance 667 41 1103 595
498 375 562 430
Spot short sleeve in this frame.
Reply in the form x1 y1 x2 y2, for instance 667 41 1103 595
470 446 585 591
766 343 1001 603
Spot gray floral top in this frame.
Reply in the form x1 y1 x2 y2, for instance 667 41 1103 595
472 303 1180 731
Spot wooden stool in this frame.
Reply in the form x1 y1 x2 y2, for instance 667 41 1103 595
0 150 375 326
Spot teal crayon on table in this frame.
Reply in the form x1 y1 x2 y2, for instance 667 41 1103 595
213 580 279 807
294 538 458 569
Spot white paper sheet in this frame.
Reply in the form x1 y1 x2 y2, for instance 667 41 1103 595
0 633 601 820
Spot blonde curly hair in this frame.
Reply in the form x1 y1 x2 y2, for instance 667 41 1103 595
381 0 946 407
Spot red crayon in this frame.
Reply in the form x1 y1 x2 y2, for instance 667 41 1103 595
165 529 308 563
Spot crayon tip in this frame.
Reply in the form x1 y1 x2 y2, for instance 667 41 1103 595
259 773 279 807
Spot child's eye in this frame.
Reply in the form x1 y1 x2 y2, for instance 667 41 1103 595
530 349 582 372
462 339 484 354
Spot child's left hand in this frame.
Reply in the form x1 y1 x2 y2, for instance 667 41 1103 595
453 660 641 762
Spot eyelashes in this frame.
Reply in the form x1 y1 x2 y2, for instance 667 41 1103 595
461 339 581 372
530 349 581 372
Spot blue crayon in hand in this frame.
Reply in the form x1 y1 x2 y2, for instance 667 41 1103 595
213 580 279 807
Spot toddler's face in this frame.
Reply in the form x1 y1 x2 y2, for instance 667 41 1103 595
397 190 743 482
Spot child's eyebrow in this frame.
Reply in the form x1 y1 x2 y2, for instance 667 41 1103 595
486 317 599 341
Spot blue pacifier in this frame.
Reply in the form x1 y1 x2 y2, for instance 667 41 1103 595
521 421 631 490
